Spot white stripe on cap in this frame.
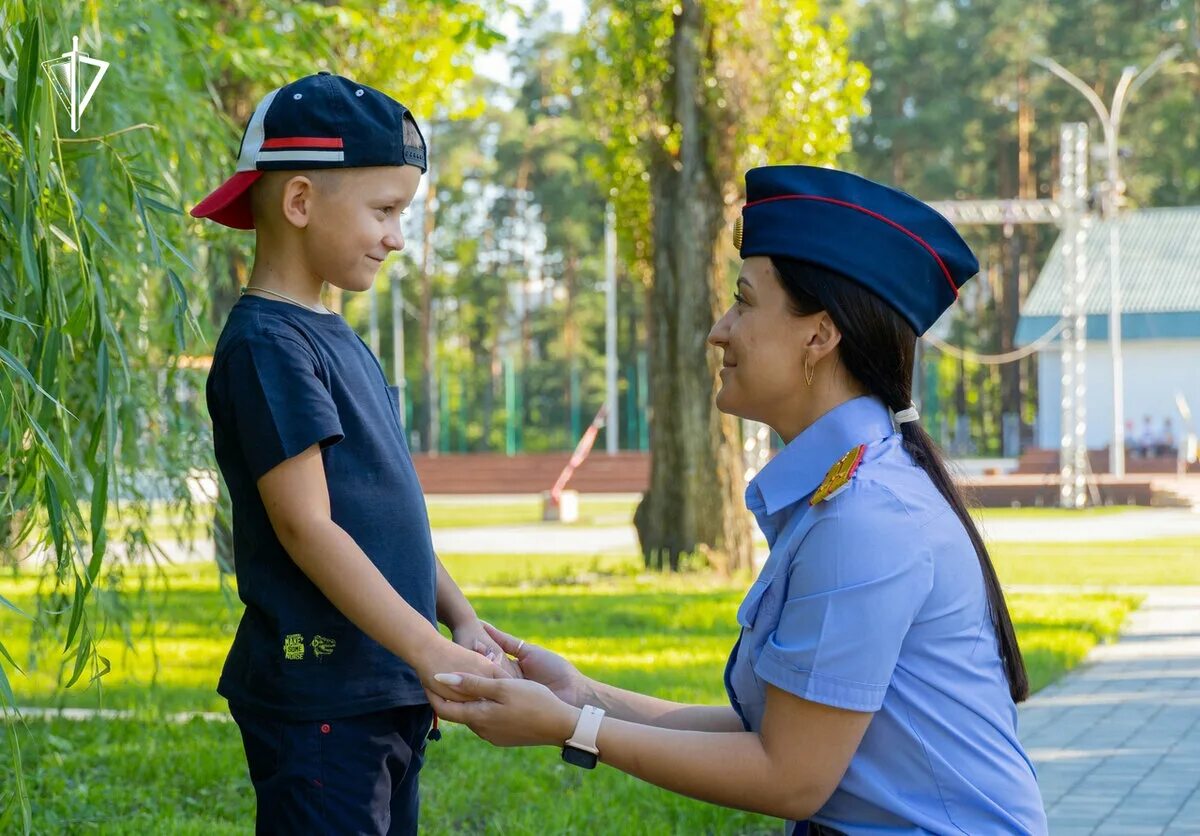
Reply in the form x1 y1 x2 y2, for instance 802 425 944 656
235 87 281 173
255 150 346 164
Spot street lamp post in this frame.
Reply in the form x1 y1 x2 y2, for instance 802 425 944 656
1034 47 1181 478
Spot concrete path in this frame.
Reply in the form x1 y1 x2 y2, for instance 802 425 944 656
434 508 1200 556
21 507 1200 567
976 509 1200 543
1019 587 1200 834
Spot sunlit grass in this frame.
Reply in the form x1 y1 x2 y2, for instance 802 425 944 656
991 537 1200 586
0 552 1144 833
424 496 641 528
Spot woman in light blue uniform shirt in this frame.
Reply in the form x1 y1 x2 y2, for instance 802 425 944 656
431 165 1049 835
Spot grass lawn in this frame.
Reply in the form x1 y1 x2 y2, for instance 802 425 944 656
424 496 641 529
1 556 1138 834
991 537 1200 586
969 505 1140 521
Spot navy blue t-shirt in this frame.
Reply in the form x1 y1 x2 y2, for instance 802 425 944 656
206 294 437 721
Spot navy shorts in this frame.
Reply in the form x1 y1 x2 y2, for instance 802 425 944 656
230 702 435 835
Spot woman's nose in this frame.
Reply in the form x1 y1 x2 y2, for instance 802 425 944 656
708 310 732 347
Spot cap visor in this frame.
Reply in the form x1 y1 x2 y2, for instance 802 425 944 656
190 170 263 230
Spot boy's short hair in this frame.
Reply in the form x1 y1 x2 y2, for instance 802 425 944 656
191 72 426 230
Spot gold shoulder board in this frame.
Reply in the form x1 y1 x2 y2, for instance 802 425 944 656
809 444 867 506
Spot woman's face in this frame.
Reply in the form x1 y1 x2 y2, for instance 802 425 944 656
707 256 821 426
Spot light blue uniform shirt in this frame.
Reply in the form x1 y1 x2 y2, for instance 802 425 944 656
724 396 1047 835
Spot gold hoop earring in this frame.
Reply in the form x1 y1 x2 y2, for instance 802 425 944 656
804 355 814 387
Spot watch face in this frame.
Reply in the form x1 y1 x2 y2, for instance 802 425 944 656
561 745 598 770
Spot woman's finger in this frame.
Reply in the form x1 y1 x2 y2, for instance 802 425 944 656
481 621 528 658
427 690 479 724
433 672 503 701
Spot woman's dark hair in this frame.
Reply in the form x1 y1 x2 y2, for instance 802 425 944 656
772 256 1030 704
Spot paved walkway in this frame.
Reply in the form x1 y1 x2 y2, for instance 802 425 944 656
977 509 1200 543
21 507 1200 566
1019 587 1200 834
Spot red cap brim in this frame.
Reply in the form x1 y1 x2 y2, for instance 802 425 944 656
190 170 263 230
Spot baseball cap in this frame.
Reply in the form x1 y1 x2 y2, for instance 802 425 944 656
191 72 427 230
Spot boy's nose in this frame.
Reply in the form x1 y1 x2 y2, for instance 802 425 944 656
383 230 404 253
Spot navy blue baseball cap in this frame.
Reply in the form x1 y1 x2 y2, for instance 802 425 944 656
734 165 978 335
192 72 427 230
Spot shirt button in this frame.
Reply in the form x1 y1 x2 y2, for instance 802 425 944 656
320 723 331 734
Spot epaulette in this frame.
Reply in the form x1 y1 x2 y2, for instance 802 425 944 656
810 444 867 506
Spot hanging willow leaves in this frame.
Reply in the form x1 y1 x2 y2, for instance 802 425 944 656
0 0 502 829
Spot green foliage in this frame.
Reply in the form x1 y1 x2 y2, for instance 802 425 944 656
578 0 869 283
841 0 1200 451
0 0 502 825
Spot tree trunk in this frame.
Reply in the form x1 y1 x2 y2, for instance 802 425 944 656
633 0 753 573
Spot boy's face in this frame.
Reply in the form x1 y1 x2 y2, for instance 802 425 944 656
285 165 422 292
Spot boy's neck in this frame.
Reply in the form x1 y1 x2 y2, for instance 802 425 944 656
246 242 329 312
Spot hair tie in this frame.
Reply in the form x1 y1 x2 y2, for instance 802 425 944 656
893 405 920 426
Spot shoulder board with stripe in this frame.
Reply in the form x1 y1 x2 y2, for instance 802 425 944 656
809 444 867 506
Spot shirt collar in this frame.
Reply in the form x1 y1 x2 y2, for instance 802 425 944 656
746 395 896 518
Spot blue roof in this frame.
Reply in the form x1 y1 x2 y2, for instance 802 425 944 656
1016 207 1200 345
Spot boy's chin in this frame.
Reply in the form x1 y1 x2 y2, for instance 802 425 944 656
328 275 375 294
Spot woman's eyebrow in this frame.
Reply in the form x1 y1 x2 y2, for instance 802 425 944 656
736 277 753 293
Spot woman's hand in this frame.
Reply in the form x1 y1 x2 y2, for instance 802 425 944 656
429 673 581 748
481 621 587 706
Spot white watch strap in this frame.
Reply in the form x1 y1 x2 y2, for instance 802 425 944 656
565 704 605 755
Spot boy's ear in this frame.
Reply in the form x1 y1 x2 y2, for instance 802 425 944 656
280 175 315 229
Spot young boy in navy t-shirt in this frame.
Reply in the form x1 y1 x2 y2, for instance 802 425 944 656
192 72 515 834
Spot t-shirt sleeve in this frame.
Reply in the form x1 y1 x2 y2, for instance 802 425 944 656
754 487 935 712
218 331 344 482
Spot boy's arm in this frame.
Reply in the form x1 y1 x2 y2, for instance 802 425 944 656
257 443 504 700
434 557 522 678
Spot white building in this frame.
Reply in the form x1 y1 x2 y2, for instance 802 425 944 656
1017 207 1200 451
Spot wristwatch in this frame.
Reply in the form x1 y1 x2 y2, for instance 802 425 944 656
561 704 605 769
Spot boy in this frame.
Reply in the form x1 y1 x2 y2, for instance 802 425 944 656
191 72 514 834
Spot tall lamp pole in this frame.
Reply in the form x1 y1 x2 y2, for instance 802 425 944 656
604 202 619 454
1033 48 1181 478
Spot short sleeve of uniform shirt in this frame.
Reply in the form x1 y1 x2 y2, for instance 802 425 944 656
218 330 345 482
754 480 935 713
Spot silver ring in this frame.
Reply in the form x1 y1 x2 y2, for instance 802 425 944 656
516 639 526 656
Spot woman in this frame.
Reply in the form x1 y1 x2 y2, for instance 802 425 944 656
431 165 1049 835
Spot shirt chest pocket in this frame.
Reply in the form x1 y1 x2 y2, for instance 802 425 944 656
736 575 781 634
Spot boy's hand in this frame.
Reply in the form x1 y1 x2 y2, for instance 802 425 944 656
482 621 585 706
417 638 510 703
453 618 523 679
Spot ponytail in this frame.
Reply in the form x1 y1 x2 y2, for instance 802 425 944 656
772 257 1031 703
898 420 1029 702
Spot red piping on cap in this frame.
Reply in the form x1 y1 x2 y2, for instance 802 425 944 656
261 137 345 149
743 194 959 298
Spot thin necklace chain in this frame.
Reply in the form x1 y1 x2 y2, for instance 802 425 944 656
242 284 330 314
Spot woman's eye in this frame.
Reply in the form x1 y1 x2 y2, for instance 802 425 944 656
733 292 747 307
